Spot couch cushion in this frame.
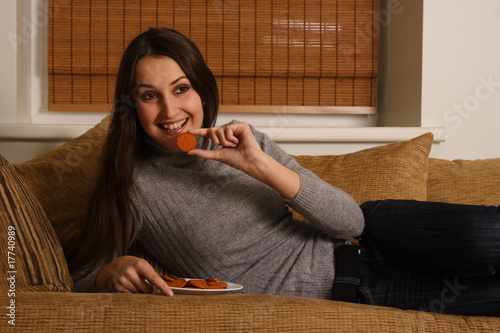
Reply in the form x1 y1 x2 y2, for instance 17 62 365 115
293 133 434 204
0 154 73 292
428 158 500 205
7 292 500 331
13 116 110 259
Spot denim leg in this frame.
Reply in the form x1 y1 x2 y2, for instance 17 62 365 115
360 200 500 276
359 257 500 316
357 199 500 316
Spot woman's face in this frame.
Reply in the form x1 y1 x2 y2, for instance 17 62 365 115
133 55 204 149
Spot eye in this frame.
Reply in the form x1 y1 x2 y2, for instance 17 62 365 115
140 92 158 101
175 85 190 94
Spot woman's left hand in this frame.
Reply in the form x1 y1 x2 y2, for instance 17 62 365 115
188 122 263 172
188 122 301 199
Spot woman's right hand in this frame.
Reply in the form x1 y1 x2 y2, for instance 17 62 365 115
95 255 174 296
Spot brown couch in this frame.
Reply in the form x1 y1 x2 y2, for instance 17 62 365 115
1 116 500 332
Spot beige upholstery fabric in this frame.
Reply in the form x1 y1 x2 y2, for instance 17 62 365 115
428 158 500 206
13 116 110 258
0 155 73 292
294 133 434 205
4 292 500 332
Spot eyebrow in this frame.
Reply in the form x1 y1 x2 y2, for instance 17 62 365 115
136 76 188 90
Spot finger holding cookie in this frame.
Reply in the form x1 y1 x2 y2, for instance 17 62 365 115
188 122 301 199
188 122 262 168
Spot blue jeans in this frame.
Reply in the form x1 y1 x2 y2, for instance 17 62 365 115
357 200 500 317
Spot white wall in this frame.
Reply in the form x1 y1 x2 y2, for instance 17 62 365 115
0 0 17 124
421 0 500 160
1 0 500 163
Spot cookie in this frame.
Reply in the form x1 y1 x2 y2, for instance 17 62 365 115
206 281 228 289
166 278 187 288
186 279 210 289
176 132 197 152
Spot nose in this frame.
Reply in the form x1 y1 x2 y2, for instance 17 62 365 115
159 95 179 119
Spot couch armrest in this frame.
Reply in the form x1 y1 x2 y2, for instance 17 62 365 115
3 292 499 332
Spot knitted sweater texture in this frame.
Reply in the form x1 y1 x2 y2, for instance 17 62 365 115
75 122 364 298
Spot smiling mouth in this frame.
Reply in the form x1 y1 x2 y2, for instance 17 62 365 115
158 118 188 131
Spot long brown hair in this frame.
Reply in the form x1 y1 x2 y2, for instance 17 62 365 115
72 28 219 273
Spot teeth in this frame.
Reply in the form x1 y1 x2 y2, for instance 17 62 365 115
160 119 186 131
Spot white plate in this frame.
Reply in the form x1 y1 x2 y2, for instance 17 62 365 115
170 278 243 295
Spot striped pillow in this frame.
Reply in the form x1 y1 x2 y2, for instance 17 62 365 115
0 154 73 292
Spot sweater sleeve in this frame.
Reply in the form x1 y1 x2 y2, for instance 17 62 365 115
73 266 102 292
251 125 365 239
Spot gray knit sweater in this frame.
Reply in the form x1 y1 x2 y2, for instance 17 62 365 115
75 122 364 298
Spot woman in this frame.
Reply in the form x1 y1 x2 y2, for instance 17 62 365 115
73 28 500 317
72 27 364 299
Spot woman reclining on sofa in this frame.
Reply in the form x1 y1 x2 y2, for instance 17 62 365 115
71 27 500 317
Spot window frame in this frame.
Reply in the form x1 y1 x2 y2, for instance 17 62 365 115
3 0 444 145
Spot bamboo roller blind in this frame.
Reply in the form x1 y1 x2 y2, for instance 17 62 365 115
48 0 378 113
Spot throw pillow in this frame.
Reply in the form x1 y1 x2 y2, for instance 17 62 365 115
428 158 500 206
293 133 434 204
0 154 73 292
13 116 110 259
